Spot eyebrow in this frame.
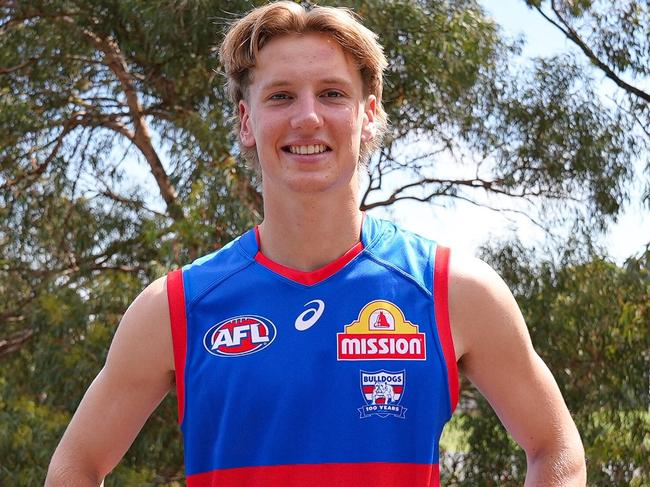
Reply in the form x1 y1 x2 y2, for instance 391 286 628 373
260 77 355 91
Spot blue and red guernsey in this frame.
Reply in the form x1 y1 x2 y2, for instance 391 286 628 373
167 215 459 487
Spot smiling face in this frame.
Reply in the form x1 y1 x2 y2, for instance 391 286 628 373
238 33 377 196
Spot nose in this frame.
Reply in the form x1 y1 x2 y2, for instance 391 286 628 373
290 94 322 130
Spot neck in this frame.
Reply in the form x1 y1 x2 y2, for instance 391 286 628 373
258 187 363 272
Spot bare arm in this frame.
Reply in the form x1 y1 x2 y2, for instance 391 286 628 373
449 254 586 486
45 276 175 486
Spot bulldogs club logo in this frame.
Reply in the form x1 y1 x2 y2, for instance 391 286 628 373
337 300 426 360
203 315 276 357
358 370 407 419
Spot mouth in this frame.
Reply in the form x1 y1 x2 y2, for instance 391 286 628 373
282 144 332 155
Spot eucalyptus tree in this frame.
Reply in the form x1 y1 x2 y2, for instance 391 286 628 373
0 0 639 484
526 0 650 204
445 242 649 486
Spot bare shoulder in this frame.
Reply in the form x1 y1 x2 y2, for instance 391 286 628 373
105 274 175 376
446 251 534 369
119 274 170 329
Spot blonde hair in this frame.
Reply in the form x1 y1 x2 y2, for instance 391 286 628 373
218 1 388 168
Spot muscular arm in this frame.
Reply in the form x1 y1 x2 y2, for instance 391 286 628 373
45 276 175 486
449 254 586 486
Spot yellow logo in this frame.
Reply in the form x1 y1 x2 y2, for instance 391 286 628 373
337 301 426 360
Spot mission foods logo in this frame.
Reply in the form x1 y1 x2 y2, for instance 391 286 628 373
337 300 426 360
203 315 276 357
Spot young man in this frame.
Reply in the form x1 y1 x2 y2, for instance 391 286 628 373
46 2 586 486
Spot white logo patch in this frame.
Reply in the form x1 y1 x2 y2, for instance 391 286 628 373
295 299 325 331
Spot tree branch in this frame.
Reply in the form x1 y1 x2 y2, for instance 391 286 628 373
534 1 650 104
58 15 184 221
0 56 38 74
0 329 34 359
360 173 573 211
96 187 166 217
0 7 83 36
0 118 79 191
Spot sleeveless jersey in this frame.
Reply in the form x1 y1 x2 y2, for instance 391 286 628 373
167 215 459 486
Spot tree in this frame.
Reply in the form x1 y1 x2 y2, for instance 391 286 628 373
356 0 639 222
0 0 641 484
526 0 650 205
443 241 649 486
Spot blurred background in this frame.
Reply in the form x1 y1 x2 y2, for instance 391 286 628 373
1 0 648 485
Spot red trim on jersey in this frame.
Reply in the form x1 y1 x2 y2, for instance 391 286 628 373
167 269 187 424
187 462 440 486
254 225 261 247
434 245 459 412
253 226 364 286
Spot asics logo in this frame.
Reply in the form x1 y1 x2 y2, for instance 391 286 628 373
295 300 325 331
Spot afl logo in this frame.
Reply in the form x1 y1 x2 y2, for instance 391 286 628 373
203 315 276 357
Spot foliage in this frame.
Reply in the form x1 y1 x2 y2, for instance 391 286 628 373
354 0 638 217
0 0 646 484
526 0 650 205
443 243 649 486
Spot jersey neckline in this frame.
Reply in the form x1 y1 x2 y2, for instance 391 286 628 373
244 214 370 286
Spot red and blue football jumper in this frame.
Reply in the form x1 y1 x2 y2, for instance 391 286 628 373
167 215 459 486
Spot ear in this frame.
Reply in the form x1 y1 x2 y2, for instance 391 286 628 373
360 95 377 142
239 100 256 148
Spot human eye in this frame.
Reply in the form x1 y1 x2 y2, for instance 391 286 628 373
322 90 344 98
269 92 290 101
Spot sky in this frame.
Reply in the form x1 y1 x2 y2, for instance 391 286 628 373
120 0 649 263
372 0 650 263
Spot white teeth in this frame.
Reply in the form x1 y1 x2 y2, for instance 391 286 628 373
288 144 327 155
